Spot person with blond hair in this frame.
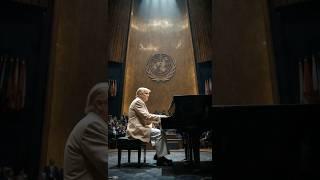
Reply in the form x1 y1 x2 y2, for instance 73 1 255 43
126 87 172 166
64 82 108 180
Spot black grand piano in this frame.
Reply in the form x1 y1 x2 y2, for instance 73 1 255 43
162 99 320 178
161 95 212 163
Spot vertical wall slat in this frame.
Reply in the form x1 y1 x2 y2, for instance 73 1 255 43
188 0 213 63
108 0 131 63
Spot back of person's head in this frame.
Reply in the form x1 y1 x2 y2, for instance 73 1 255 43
85 82 109 114
136 87 151 97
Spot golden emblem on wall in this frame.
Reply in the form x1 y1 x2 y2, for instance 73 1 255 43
146 53 176 82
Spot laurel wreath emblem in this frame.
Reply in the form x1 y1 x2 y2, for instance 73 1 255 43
145 53 176 82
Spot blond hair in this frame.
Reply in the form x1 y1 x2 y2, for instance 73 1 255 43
136 87 151 97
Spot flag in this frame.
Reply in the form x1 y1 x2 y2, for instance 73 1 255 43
316 53 320 95
114 80 117 96
109 80 117 97
0 56 5 91
107 80 111 96
204 79 208 95
208 78 212 95
312 55 318 93
303 57 313 103
13 58 20 110
0 57 8 108
18 59 26 110
7 58 15 109
298 60 304 103
112 80 116 96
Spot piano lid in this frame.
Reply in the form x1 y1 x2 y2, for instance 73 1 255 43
167 95 212 116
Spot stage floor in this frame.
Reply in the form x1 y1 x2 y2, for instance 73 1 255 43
108 148 214 179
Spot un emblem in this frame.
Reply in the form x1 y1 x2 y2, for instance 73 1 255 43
146 53 176 82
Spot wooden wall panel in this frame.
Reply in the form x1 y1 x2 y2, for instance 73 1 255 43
212 0 276 105
108 0 131 63
122 0 198 115
41 0 109 167
188 0 213 63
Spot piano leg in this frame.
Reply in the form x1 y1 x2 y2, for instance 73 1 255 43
182 132 189 162
184 133 188 160
183 131 201 164
191 131 201 164
184 139 188 161
182 133 191 162
187 134 193 162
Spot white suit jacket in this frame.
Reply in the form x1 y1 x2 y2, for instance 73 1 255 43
126 97 161 143
64 112 108 180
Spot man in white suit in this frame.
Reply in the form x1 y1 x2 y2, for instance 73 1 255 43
64 82 108 180
126 87 172 166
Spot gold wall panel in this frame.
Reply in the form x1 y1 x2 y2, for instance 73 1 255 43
42 0 109 167
188 0 213 63
212 0 276 105
108 0 131 63
122 0 198 115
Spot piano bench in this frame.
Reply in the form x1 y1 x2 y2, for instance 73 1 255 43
116 136 146 167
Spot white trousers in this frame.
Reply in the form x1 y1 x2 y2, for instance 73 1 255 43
150 128 170 158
